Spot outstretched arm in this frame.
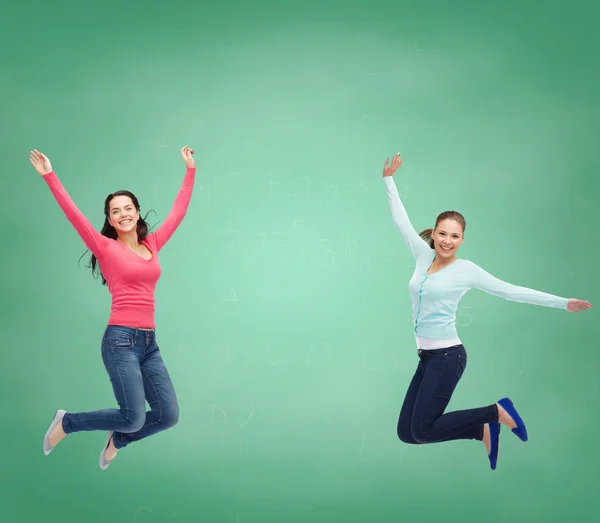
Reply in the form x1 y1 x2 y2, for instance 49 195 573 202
30 149 108 257
468 261 592 312
146 146 196 252
383 154 432 261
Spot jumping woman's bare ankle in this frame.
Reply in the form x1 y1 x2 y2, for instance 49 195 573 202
49 420 66 447
105 438 118 461
482 423 491 454
496 403 516 430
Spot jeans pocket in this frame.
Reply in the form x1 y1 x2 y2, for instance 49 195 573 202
455 353 466 379
106 335 135 350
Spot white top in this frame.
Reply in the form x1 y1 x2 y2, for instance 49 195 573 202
384 176 569 349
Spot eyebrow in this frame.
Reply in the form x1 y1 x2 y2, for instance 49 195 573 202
438 230 461 234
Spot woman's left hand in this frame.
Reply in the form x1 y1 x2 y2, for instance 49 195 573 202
567 299 592 312
181 145 195 168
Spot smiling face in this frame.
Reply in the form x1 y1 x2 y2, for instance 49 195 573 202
107 195 140 236
431 219 464 259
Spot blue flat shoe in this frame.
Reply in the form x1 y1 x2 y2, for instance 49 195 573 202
498 397 528 442
488 422 501 470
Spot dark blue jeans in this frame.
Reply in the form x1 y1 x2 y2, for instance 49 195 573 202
61 326 179 449
397 345 498 444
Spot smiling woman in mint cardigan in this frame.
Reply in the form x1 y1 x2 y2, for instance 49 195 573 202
383 153 591 470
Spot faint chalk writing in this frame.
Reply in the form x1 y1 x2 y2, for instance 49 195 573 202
398 184 410 202
255 232 267 248
345 232 357 259
316 239 336 269
354 114 370 128
292 177 311 198
210 405 228 425
258 345 286 366
305 342 332 366
225 229 241 251
268 175 279 197
133 507 152 522
292 220 303 235
132 506 181 521
344 183 366 195
457 306 474 327
239 405 254 428
325 185 338 204
196 182 212 205
220 288 240 308
362 342 385 371
399 444 424 466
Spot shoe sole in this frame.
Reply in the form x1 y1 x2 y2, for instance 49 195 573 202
488 422 501 470
498 397 528 442
43 410 66 456
99 431 114 470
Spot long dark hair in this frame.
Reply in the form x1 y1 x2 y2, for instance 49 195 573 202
78 190 156 285
419 211 466 249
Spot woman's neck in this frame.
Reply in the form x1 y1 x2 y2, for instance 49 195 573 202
116 231 139 248
431 255 458 269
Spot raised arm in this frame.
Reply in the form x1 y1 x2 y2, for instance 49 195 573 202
30 149 108 257
383 154 432 261
146 146 196 252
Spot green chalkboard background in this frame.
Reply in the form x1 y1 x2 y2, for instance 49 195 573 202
1 0 598 522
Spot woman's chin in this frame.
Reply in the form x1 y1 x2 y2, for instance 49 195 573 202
116 225 137 235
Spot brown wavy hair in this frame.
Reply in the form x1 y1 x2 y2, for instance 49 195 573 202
78 190 156 285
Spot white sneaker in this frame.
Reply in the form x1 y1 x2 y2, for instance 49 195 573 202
43 410 66 455
99 431 115 470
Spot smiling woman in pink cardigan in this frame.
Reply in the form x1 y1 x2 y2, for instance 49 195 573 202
30 146 196 470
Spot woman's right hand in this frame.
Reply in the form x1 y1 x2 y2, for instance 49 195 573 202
181 145 195 168
383 153 402 177
30 149 53 175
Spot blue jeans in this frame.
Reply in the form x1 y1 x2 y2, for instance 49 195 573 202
397 344 498 444
61 326 179 449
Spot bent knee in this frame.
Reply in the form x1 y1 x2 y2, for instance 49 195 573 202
410 426 431 444
159 403 179 429
122 410 146 433
397 423 419 444
398 431 419 444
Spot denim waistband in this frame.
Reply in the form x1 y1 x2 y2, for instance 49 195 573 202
105 325 156 334
418 344 464 356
